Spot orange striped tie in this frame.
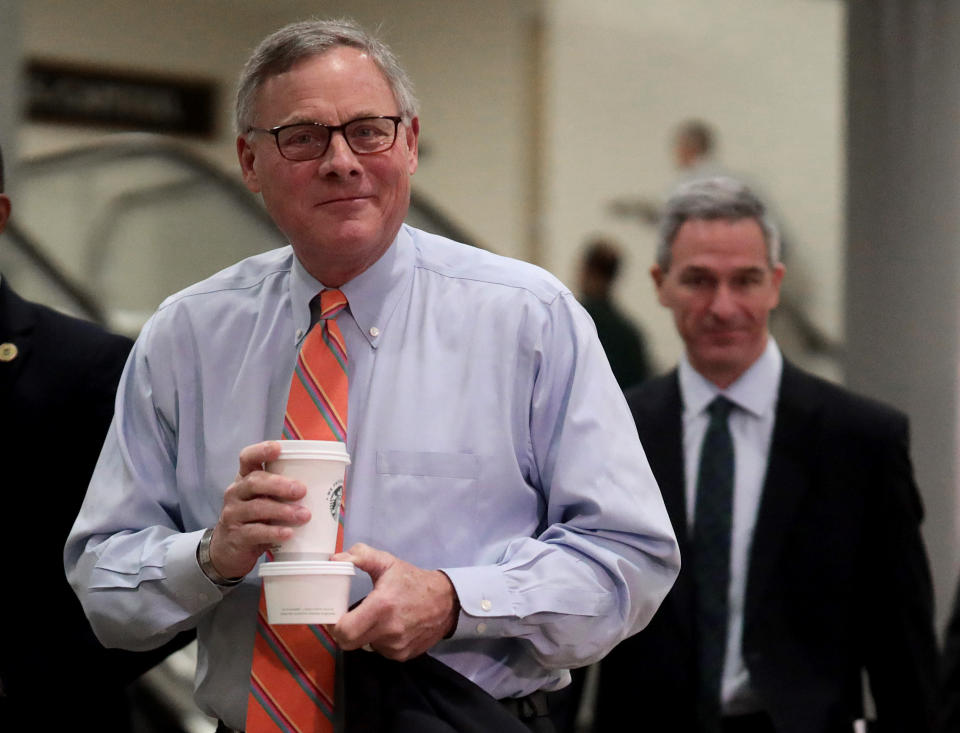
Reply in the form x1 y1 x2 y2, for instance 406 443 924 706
246 289 349 733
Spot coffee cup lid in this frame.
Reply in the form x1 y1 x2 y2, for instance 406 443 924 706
276 440 350 463
259 560 356 577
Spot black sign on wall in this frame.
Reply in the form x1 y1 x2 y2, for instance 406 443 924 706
25 60 217 137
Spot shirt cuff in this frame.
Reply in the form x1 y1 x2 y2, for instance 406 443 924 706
440 564 516 640
168 528 238 611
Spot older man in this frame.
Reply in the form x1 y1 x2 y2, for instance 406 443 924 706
594 177 937 733
65 19 678 733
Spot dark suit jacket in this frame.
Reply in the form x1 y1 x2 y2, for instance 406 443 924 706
595 362 937 733
0 279 191 730
936 576 960 732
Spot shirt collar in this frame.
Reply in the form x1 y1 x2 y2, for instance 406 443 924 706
679 337 782 419
288 225 414 349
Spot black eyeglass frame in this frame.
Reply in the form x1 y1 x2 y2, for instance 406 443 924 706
246 115 404 161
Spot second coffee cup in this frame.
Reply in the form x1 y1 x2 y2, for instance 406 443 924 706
267 440 351 560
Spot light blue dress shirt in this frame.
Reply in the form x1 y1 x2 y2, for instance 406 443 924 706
65 225 680 728
679 338 782 715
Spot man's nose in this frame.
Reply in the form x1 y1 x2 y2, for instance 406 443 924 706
318 131 361 176
708 283 737 318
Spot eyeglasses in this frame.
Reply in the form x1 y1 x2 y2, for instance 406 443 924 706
247 116 403 161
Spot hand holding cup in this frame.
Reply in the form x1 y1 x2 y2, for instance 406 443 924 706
209 440 312 580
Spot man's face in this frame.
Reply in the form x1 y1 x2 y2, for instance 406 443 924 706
237 47 419 286
652 217 784 387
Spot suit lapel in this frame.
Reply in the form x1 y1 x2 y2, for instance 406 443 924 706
0 280 37 401
744 362 820 625
633 371 688 541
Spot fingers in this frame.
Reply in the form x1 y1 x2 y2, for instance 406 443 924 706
207 442 310 579
333 543 392 582
227 466 307 504
334 595 430 660
237 440 283 477
330 549 459 661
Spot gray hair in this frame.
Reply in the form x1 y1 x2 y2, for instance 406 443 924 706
235 18 419 133
656 176 781 270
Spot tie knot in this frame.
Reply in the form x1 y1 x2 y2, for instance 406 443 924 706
318 289 347 320
707 395 734 420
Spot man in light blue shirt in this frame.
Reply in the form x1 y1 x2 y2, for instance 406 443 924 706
65 18 679 731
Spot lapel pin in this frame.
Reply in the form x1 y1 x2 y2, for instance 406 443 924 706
0 343 18 362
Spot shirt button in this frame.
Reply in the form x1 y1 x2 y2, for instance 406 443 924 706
476 623 488 634
480 599 492 612
369 326 380 338
295 328 304 340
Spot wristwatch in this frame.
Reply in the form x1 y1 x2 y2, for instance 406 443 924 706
197 527 244 587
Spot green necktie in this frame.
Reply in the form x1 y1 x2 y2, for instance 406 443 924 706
693 395 735 732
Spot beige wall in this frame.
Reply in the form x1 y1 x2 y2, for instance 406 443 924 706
0 0 21 178
18 0 843 374
20 0 536 262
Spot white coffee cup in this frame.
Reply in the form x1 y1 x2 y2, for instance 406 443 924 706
259 560 355 625
267 440 351 560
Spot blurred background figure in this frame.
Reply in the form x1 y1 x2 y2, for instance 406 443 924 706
611 118 798 268
577 237 652 392
0 142 193 732
672 118 719 180
610 118 725 227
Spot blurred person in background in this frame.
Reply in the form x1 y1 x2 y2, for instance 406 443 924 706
610 119 722 226
577 237 652 392
0 143 192 731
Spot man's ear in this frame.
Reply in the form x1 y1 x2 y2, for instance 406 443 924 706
405 117 420 176
769 262 786 308
650 264 668 305
237 135 261 194
0 194 11 235
650 264 664 288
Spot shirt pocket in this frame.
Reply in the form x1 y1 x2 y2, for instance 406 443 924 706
377 450 481 480
373 450 482 566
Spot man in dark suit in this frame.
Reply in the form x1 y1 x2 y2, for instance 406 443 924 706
0 144 190 730
594 177 937 733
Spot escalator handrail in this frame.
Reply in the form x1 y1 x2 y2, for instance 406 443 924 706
2 219 108 324
19 133 280 233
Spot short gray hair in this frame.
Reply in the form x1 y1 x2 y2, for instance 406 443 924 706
656 176 781 270
235 18 419 133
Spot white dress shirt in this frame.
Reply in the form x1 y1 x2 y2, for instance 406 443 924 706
679 338 782 715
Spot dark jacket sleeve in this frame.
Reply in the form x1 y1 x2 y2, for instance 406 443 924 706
858 408 938 729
